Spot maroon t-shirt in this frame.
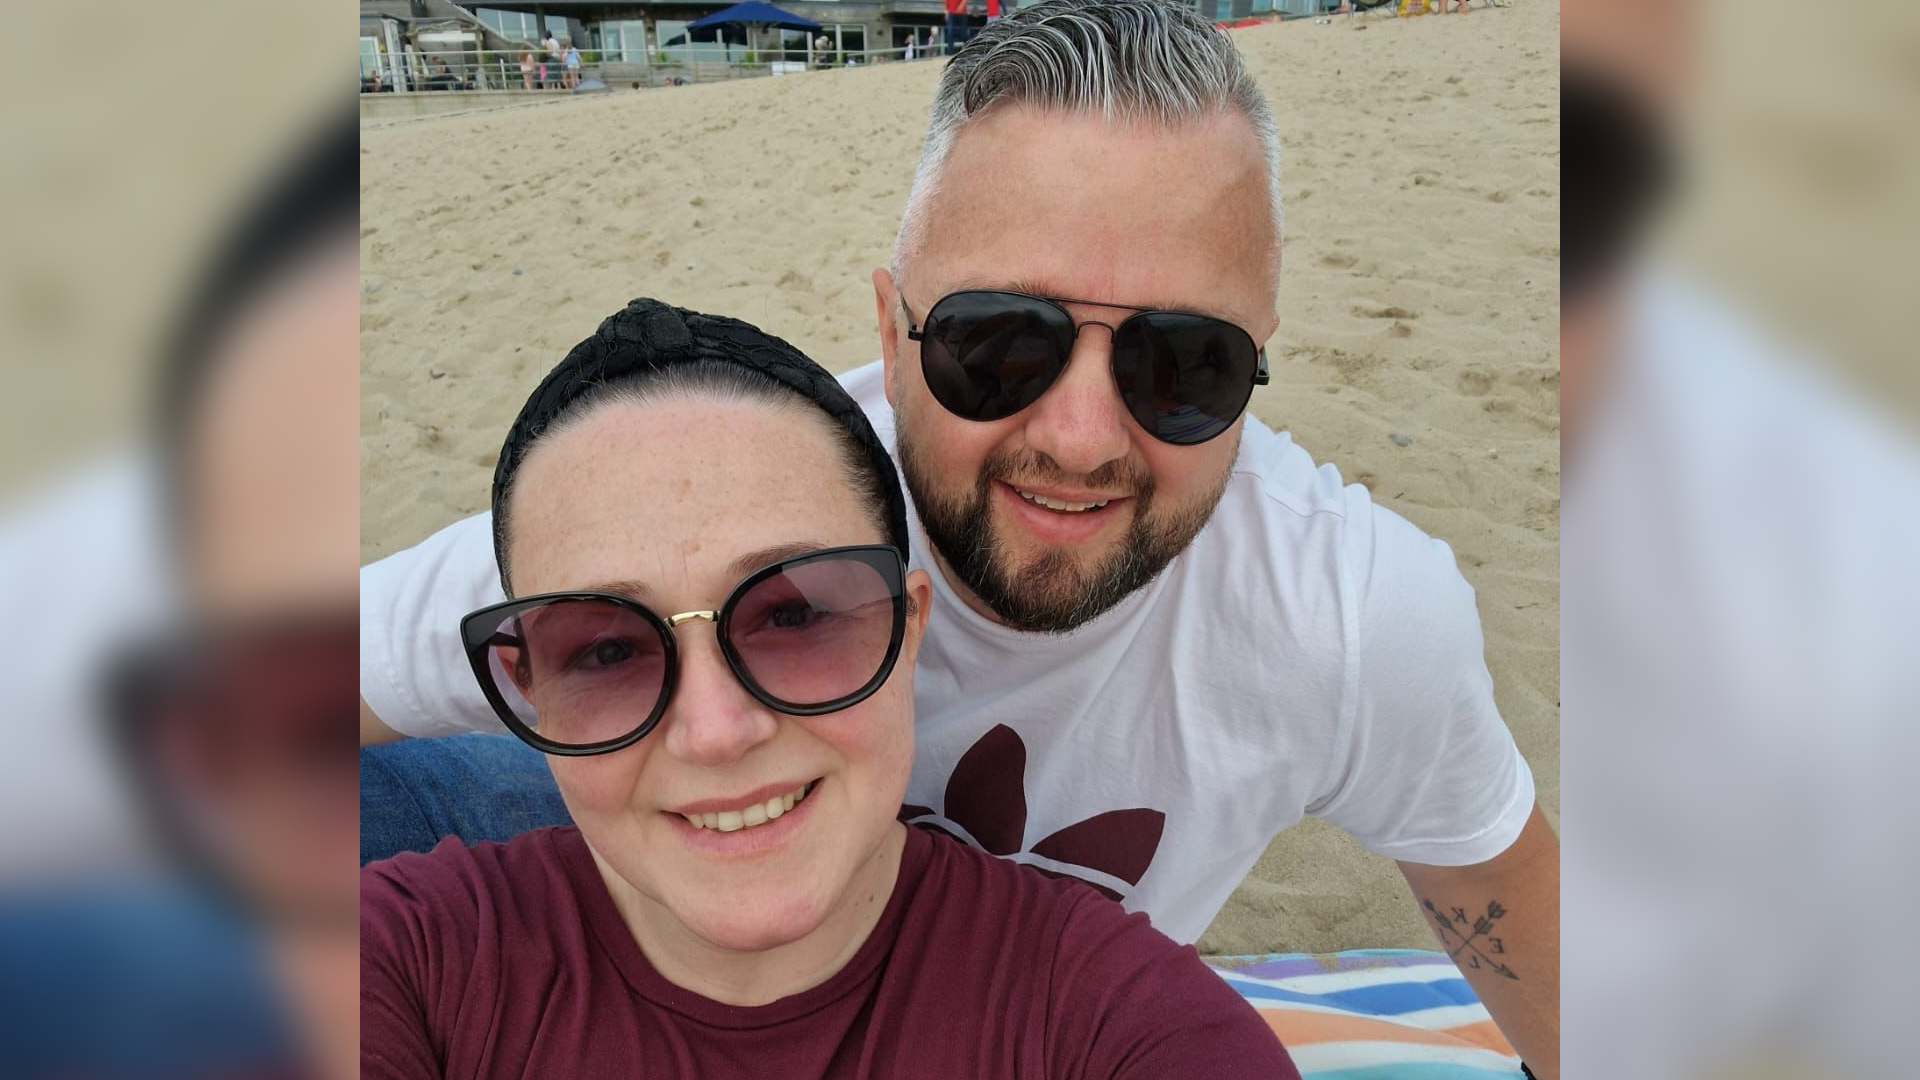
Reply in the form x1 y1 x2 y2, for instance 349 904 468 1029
363 825 1298 1079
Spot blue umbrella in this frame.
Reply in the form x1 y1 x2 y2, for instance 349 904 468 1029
686 0 822 32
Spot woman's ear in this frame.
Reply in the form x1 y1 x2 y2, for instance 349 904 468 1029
901 567 933 662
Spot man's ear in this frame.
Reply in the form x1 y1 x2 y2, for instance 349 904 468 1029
872 267 901 408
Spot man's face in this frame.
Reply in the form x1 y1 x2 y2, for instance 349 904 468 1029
875 105 1278 632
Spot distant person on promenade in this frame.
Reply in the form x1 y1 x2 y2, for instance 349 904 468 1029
519 52 534 90
564 42 581 88
543 31 560 62
944 0 969 53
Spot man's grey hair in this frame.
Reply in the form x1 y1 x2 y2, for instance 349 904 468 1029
891 0 1283 286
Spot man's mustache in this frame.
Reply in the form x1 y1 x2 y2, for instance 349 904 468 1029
980 448 1154 500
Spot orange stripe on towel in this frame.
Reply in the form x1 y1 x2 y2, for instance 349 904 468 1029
1257 1010 1515 1056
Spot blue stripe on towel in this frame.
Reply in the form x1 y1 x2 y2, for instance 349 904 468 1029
1222 976 1480 1015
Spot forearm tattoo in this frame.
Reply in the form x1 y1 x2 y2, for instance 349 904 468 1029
1420 898 1519 980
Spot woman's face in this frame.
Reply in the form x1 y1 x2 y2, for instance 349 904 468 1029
506 395 930 953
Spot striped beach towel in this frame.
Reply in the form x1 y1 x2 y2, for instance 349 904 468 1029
1207 949 1525 1079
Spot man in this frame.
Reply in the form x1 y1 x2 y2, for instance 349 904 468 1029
1561 1 1920 1077
943 0 969 54
361 1 1559 1072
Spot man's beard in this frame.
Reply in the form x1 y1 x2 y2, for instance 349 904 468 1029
897 429 1231 634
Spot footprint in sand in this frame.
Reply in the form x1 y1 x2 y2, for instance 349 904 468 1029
1456 369 1495 396
1318 252 1358 270
1352 305 1418 321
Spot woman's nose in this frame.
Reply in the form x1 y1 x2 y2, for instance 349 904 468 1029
656 620 780 768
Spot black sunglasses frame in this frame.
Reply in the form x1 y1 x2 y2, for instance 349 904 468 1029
461 544 908 757
903 289 1270 445
101 613 360 927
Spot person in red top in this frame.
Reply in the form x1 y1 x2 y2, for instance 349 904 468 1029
360 300 1297 1079
944 0 970 54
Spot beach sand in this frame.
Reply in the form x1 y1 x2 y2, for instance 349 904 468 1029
360 0 1559 954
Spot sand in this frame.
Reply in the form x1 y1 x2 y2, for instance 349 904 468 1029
360 1 1559 955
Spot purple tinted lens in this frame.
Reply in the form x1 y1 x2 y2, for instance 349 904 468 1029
482 598 669 746
726 556 898 708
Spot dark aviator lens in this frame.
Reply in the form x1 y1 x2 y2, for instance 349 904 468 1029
1111 312 1261 445
920 292 1075 422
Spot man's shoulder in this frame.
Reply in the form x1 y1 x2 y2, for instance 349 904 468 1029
1217 417 1447 567
1196 419 1473 634
1226 417 1360 524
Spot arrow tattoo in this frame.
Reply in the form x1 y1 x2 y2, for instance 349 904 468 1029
1421 898 1519 980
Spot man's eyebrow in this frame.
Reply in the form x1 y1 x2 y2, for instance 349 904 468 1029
956 277 1213 318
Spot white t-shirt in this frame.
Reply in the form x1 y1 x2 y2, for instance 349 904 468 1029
0 452 177 875
1562 266 1920 1079
361 360 1535 943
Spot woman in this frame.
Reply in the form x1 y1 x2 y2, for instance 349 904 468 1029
360 300 1297 1078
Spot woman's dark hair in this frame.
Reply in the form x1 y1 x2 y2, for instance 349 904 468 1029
491 299 910 596
154 117 357 551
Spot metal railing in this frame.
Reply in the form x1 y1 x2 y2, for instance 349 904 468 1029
359 45 953 95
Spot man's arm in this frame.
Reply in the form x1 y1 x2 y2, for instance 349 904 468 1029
1399 804 1559 1080
359 512 509 741
361 696 404 745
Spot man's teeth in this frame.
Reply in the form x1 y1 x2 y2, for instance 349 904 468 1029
1016 488 1109 513
683 782 811 832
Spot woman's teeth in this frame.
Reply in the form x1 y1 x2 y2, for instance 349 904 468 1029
1017 488 1109 512
682 782 812 832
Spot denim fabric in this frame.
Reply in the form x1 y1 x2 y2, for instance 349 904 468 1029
360 733 572 865
0 883 298 1080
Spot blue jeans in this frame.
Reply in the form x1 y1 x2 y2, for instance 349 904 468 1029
360 733 572 865
945 13 970 53
0 883 298 1079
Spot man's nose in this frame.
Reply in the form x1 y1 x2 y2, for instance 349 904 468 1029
658 621 779 768
1018 328 1134 477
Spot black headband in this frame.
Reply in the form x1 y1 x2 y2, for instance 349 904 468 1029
490 298 909 585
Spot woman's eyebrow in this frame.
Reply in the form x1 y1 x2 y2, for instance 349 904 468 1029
727 541 829 579
571 542 831 601
575 579 653 602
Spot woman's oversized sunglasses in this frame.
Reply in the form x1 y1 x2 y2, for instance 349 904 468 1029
461 545 907 756
904 289 1269 446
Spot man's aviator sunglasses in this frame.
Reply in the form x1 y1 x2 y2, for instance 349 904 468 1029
462 545 907 756
904 289 1269 446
